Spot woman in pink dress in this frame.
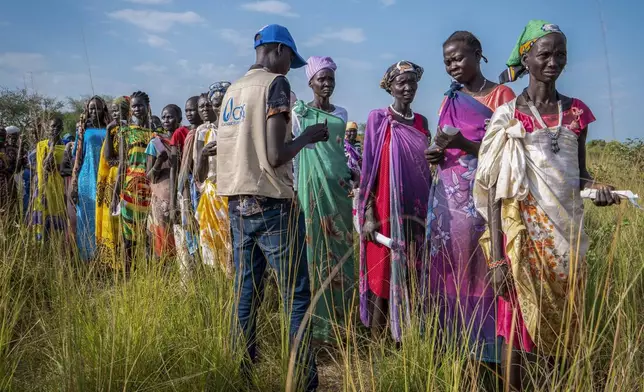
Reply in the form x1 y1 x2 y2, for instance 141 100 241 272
425 31 515 368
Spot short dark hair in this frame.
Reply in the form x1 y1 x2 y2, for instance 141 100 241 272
443 31 483 53
163 104 182 121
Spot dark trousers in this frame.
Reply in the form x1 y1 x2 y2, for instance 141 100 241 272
230 200 318 391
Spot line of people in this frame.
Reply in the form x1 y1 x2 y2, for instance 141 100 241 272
0 20 622 391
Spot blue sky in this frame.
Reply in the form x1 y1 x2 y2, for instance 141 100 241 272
0 0 641 141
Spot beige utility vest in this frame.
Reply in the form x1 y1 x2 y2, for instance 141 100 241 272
216 68 294 199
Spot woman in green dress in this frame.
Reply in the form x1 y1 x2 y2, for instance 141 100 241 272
109 91 153 268
292 56 355 344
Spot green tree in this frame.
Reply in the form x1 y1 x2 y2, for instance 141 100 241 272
587 139 606 148
0 87 64 144
62 112 79 136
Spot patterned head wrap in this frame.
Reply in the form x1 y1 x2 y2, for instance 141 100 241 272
380 61 424 94
305 56 337 82
500 20 565 84
208 81 232 103
113 96 131 111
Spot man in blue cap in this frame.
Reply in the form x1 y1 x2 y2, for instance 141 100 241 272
216 24 328 391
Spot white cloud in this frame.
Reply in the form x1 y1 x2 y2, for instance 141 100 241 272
106 29 121 38
240 1 299 17
0 52 47 72
218 29 253 56
177 59 189 71
124 0 172 4
140 33 175 51
305 28 366 47
219 29 249 48
380 0 396 6
107 9 203 32
175 59 241 85
133 62 167 73
196 63 240 81
335 57 373 71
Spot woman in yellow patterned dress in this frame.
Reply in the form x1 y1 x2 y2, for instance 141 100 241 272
194 93 231 275
96 96 129 266
30 117 67 242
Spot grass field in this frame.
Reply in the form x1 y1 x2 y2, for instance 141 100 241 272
1 140 642 391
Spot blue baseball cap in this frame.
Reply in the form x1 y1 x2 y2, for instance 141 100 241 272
254 24 307 69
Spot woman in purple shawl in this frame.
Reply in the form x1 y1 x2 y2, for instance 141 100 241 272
425 31 515 364
359 61 431 341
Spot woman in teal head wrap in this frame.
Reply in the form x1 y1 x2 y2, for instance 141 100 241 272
474 20 621 390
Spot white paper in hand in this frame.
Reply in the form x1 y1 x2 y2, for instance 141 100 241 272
581 189 642 209
352 188 394 249
441 125 461 136
292 113 315 149
111 201 121 217
428 125 461 152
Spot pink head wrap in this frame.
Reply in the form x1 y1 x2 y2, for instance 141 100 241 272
305 56 337 82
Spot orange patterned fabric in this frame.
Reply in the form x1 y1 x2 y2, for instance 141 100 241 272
475 85 517 112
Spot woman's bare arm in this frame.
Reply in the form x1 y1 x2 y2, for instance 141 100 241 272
104 124 117 161
195 151 209 183
578 128 592 189
169 146 178 224
487 184 510 298
146 155 158 183
111 132 126 211
488 185 504 262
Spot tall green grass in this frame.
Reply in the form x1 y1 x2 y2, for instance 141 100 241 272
1 141 642 391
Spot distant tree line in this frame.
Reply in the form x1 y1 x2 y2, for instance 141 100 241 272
0 86 112 146
3 85 638 159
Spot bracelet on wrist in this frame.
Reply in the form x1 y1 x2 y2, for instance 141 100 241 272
488 258 508 269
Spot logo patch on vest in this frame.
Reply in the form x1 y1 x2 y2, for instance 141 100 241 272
222 97 246 126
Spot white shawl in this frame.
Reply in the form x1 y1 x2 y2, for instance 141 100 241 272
474 98 588 261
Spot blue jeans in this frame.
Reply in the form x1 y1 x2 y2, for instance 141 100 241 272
230 200 318 391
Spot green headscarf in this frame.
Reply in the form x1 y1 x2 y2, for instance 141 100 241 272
499 20 564 84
